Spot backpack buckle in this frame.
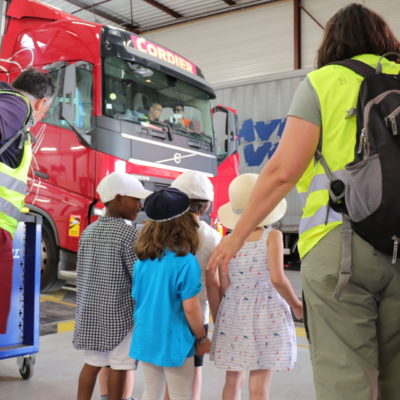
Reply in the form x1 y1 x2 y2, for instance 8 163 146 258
329 179 348 214
385 115 398 136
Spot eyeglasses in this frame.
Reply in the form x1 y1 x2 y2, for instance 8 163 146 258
175 107 183 112
153 107 163 112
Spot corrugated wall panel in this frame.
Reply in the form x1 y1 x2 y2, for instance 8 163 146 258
214 70 305 121
301 0 400 68
42 0 262 31
145 1 293 86
145 0 400 85
213 71 307 230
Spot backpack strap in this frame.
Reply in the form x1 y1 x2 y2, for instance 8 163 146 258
314 59 374 159
0 89 34 156
331 59 376 77
314 61 367 300
333 216 353 300
0 130 24 156
315 58 375 167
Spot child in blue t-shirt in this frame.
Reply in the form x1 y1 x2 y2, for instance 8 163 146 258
129 188 211 400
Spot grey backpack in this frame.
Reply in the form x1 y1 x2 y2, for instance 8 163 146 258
317 54 400 298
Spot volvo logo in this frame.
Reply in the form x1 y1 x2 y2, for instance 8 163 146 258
173 152 182 164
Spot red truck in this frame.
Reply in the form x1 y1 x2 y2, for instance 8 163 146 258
0 0 238 291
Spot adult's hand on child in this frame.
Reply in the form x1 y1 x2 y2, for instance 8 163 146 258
206 233 244 274
195 337 212 356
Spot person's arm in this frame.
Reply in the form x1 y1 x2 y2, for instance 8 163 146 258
205 232 222 321
205 268 220 322
183 294 211 355
207 116 321 272
218 264 230 298
267 229 303 319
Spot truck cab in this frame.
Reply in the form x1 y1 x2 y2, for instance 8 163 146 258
0 0 238 291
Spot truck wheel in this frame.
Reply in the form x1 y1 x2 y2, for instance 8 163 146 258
40 222 63 293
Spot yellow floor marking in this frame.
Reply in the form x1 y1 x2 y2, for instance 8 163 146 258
40 295 76 307
296 326 306 337
58 320 75 333
43 290 67 300
51 314 308 343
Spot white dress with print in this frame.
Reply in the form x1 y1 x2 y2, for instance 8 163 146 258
210 229 297 371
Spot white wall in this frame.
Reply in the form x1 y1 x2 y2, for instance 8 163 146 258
144 0 400 229
301 0 400 67
145 0 400 88
145 0 294 87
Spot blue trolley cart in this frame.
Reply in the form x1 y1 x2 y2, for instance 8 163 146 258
0 214 42 379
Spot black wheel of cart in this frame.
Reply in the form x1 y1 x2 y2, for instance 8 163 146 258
17 355 35 380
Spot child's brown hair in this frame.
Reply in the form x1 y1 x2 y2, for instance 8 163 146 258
135 212 199 260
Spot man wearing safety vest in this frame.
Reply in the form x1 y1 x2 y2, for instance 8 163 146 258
0 68 55 333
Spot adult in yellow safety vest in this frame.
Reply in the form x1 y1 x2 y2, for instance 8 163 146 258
145 102 163 121
0 68 55 334
207 4 400 400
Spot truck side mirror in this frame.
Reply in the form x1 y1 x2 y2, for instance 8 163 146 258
212 105 239 163
60 63 76 126
59 61 93 145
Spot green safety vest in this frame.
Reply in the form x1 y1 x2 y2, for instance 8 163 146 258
0 91 32 237
296 54 400 258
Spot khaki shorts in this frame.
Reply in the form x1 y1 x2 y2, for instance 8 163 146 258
84 329 137 370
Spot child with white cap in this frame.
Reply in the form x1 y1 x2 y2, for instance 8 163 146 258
73 172 152 400
168 170 221 400
210 173 302 400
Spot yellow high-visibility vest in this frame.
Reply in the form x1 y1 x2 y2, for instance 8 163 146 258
0 91 32 237
297 54 400 258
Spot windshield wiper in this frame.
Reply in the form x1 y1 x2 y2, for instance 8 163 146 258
140 120 173 140
172 126 211 144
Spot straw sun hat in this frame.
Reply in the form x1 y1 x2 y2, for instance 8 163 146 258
218 173 287 230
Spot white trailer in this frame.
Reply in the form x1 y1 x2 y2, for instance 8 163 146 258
214 68 311 266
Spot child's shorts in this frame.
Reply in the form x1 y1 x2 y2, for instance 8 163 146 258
84 329 137 370
194 324 209 367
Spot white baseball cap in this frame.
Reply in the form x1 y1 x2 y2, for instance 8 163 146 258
218 173 287 230
170 171 214 201
96 172 152 204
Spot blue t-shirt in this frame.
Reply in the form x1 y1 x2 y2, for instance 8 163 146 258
129 250 202 367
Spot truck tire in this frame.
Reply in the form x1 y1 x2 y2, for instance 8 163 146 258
40 222 63 293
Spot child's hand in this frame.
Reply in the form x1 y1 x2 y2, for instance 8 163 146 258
292 302 303 320
195 337 212 356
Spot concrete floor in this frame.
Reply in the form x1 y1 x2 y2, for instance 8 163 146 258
0 271 317 400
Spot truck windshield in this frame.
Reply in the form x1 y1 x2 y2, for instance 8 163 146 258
103 57 213 143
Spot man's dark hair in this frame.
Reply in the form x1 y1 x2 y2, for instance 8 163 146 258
189 199 210 216
12 68 55 99
174 104 184 112
317 3 400 68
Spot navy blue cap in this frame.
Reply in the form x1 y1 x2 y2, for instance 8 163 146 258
144 187 190 222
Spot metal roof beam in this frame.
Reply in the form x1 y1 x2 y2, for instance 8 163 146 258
141 0 282 33
64 0 140 31
143 0 183 19
70 0 111 14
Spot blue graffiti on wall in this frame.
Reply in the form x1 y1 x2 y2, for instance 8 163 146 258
239 118 286 167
